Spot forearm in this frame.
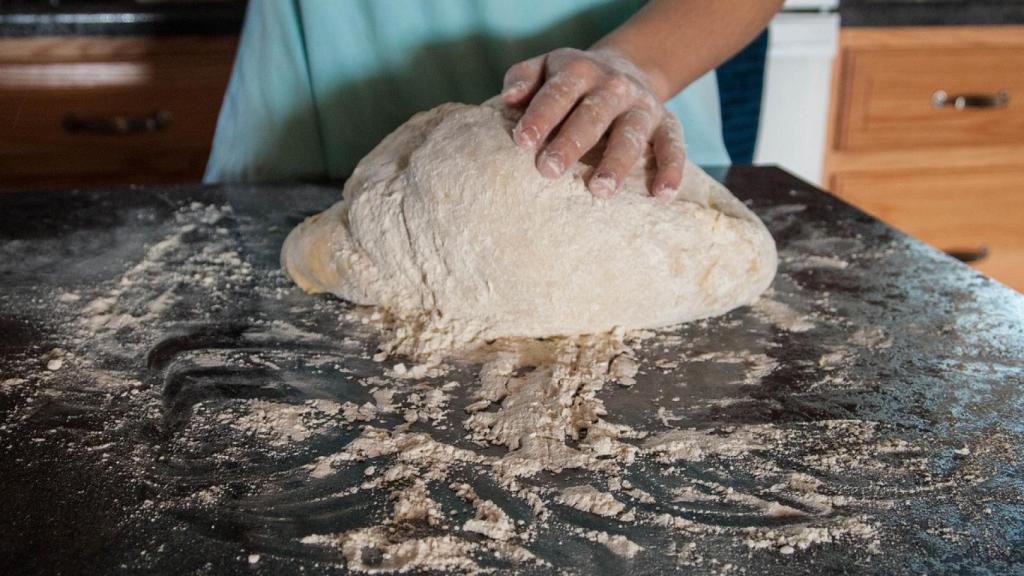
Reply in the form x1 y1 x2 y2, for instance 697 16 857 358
594 0 784 101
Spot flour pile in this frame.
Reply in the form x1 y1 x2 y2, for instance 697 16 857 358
282 101 776 358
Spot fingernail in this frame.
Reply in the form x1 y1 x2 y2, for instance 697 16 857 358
513 124 539 149
589 172 616 198
538 151 564 178
655 184 678 203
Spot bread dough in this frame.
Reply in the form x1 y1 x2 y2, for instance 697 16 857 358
282 101 776 350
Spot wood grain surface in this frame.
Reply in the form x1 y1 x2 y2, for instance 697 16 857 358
0 36 237 191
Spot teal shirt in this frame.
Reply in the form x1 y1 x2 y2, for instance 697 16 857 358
205 0 730 183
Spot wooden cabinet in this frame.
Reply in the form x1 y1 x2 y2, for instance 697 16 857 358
833 167 1024 290
825 27 1024 291
0 36 237 191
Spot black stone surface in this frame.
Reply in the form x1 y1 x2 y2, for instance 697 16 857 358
840 0 1024 27
0 0 246 36
0 167 1021 575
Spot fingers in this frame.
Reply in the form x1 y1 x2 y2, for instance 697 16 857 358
588 108 654 198
538 84 629 179
505 49 684 202
651 115 687 201
502 55 545 107
512 59 598 153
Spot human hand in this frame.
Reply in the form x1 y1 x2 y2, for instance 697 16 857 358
502 47 686 201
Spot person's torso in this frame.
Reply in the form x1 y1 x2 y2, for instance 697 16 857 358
206 0 729 183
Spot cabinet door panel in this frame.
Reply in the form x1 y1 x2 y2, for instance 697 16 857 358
0 37 237 191
835 30 1024 152
832 167 1024 291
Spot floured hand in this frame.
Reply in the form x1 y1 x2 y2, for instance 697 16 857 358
501 47 685 201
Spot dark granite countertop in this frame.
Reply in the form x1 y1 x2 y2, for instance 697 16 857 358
839 0 1024 27
0 0 246 36
1 167 1022 575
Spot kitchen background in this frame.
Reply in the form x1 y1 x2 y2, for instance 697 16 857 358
1 0 1022 291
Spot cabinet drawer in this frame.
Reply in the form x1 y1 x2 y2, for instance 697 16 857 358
835 35 1024 152
832 167 1024 291
0 37 236 190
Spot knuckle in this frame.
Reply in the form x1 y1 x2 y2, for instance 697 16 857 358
656 119 683 142
664 115 684 136
590 89 622 112
562 57 596 78
621 127 647 152
662 133 681 150
545 82 574 102
603 73 634 95
546 75 585 102
578 94 609 121
639 93 658 109
612 131 646 158
624 108 653 129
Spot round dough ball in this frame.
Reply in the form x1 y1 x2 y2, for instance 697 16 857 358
282 102 776 346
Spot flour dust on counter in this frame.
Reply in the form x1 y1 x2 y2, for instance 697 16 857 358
1 177 1022 575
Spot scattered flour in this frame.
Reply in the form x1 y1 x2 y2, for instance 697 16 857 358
5 196 1007 575
689 350 778 385
229 399 341 447
643 426 768 463
454 483 517 541
301 529 480 574
783 254 850 271
752 295 816 333
557 485 627 518
581 530 643 559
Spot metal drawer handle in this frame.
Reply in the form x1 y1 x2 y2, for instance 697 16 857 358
932 90 1010 110
945 246 989 263
63 110 172 135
